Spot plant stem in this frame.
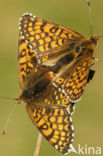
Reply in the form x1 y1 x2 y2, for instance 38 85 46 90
34 133 42 156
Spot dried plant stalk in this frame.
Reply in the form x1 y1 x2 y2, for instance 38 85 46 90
34 133 42 156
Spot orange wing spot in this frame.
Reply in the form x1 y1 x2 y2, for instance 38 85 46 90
34 68 38 73
59 93 65 98
45 37 51 42
61 33 67 38
45 43 49 51
50 116 56 122
29 22 33 26
28 27 33 31
23 20 28 24
80 75 84 81
24 24 27 28
32 42 37 47
61 137 65 141
48 100 51 105
19 34 24 40
19 42 27 52
64 125 70 131
68 33 72 38
72 71 77 77
60 131 65 136
67 89 73 95
44 99 48 103
30 17 34 21
44 24 53 32
56 78 64 84
59 109 64 116
25 33 29 37
65 82 70 87
57 117 63 123
77 66 81 70
50 138 57 143
54 109 59 116
35 113 41 122
64 117 69 123
62 98 68 105
41 32 46 38
55 28 61 36
42 108 46 115
83 62 87 67
58 124 63 130
74 89 78 94
54 130 59 135
42 56 48 62
82 67 86 71
39 45 45 52
58 38 63 46
58 141 63 146
29 37 34 42
35 34 40 39
28 63 33 68
30 31 35 35
72 85 76 89
75 79 79 84
52 123 57 129
54 135 59 139
35 21 43 25
34 25 40 29
77 83 81 88
35 29 41 33
19 57 26 64
63 142 67 147
56 95 59 100
54 91 57 95
42 128 53 136
57 100 60 105
39 39 44 45
38 118 45 127
51 28 56 33
23 30 26 33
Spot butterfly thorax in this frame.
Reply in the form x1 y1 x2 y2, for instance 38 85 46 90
90 34 98 46
18 67 54 105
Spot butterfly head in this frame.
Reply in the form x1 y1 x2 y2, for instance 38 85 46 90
90 34 98 46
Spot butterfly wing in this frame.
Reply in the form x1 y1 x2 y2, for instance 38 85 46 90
18 34 39 88
26 104 74 154
54 51 93 102
19 13 84 64
43 85 75 114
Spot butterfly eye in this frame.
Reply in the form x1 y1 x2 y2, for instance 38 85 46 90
75 46 81 53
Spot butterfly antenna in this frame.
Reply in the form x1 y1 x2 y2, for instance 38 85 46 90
87 0 93 37
0 96 14 101
2 104 17 135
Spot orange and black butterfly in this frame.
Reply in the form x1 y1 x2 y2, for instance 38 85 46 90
17 13 98 154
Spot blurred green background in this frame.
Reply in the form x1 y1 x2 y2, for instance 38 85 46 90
0 0 103 156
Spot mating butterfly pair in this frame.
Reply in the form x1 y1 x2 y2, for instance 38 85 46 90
17 13 98 154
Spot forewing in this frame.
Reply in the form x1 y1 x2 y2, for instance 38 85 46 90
18 34 39 88
26 104 74 154
19 13 84 64
54 52 93 102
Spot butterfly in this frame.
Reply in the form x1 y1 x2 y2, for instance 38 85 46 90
16 13 98 154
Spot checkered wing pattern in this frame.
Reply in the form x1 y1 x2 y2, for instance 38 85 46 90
18 34 39 88
43 85 75 114
19 13 84 64
54 52 93 102
26 104 74 154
